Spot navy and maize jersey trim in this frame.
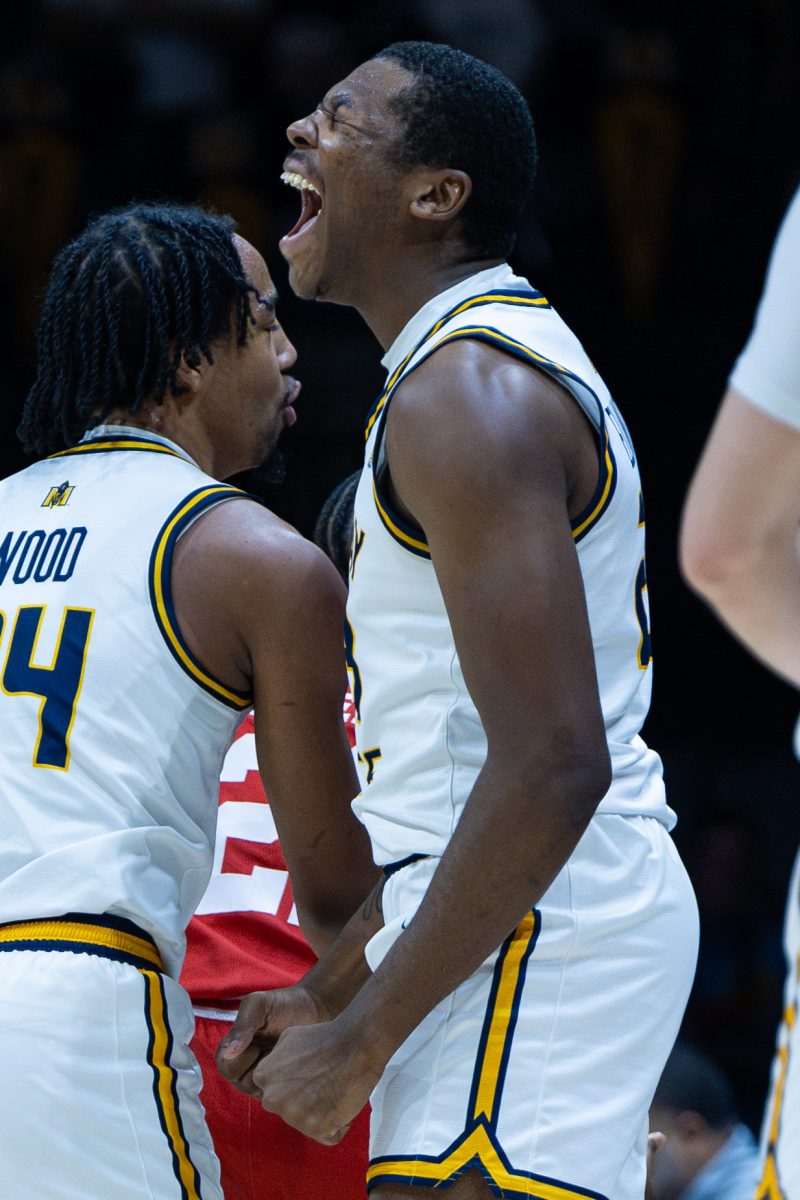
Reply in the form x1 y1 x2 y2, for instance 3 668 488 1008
142 969 205 1200
367 910 607 1199
0 912 163 971
755 951 799 1200
0 912 204 1197
367 1122 608 1200
370 393 432 558
372 480 431 560
368 322 616 557
467 910 540 1127
48 433 194 462
383 852 430 877
149 485 255 710
364 289 550 440
570 422 617 544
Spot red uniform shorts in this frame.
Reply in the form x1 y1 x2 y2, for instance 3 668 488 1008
191 1014 370 1200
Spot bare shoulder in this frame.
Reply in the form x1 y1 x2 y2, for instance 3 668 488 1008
387 338 584 509
175 495 344 606
171 495 346 695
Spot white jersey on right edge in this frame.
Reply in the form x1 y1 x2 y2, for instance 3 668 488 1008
729 185 800 428
348 262 672 867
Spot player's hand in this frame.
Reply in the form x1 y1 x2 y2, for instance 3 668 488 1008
216 984 330 1096
251 1016 383 1145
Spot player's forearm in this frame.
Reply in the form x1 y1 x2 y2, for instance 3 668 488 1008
291 829 381 957
332 750 608 1066
688 533 800 689
300 874 387 1017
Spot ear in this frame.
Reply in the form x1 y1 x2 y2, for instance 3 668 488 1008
673 1110 708 1143
409 169 472 224
172 352 204 403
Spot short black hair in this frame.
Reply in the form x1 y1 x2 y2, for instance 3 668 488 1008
18 201 255 456
653 1043 739 1130
374 41 537 259
313 470 360 581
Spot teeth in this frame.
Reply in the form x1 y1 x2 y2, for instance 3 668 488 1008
281 171 321 197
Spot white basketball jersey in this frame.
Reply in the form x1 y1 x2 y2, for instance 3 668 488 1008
348 263 673 866
0 427 254 975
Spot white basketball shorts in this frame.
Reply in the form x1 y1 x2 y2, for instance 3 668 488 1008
0 914 222 1200
364 814 699 1200
756 846 800 1200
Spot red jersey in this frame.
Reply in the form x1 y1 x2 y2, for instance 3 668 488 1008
181 697 357 1006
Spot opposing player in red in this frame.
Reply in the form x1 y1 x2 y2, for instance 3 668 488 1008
183 475 369 1200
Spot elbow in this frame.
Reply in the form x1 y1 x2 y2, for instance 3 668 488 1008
573 749 612 821
553 735 612 831
294 900 353 957
679 496 765 605
679 508 740 599
679 527 758 608
294 864 381 956
508 735 611 828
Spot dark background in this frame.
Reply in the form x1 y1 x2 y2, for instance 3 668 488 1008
2 0 799 1128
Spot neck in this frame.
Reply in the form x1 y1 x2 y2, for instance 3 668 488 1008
98 407 218 477
353 252 505 350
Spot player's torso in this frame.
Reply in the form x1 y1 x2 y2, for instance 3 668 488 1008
347 264 672 866
0 429 251 974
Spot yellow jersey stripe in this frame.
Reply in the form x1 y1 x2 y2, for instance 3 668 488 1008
426 325 574 372
755 951 799 1200
421 326 615 542
0 918 163 969
367 1122 606 1199
141 970 203 1200
570 428 614 542
150 487 252 709
364 292 548 440
471 912 537 1123
366 321 581 441
372 481 430 556
49 440 189 460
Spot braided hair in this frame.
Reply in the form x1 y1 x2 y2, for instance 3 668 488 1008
18 201 256 455
313 470 361 582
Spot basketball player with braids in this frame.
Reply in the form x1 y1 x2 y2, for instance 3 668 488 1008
0 202 375 1199
219 42 699 1200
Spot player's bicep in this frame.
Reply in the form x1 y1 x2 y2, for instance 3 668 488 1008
387 367 605 765
248 545 355 829
429 490 604 763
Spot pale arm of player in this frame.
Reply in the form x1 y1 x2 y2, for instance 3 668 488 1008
245 344 612 1142
680 387 800 689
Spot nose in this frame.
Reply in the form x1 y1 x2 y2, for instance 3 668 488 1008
274 323 297 372
286 112 317 149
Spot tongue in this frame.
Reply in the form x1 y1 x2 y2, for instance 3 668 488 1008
286 189 319 239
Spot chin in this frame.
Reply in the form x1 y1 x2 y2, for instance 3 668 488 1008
285 261 323 302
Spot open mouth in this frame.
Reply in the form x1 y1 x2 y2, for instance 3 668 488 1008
281 171 323 240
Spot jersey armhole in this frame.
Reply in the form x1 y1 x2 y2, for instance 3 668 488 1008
371 412 432 560
148 485 257 710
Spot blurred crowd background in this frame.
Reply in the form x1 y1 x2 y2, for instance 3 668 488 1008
1 0 799 1132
